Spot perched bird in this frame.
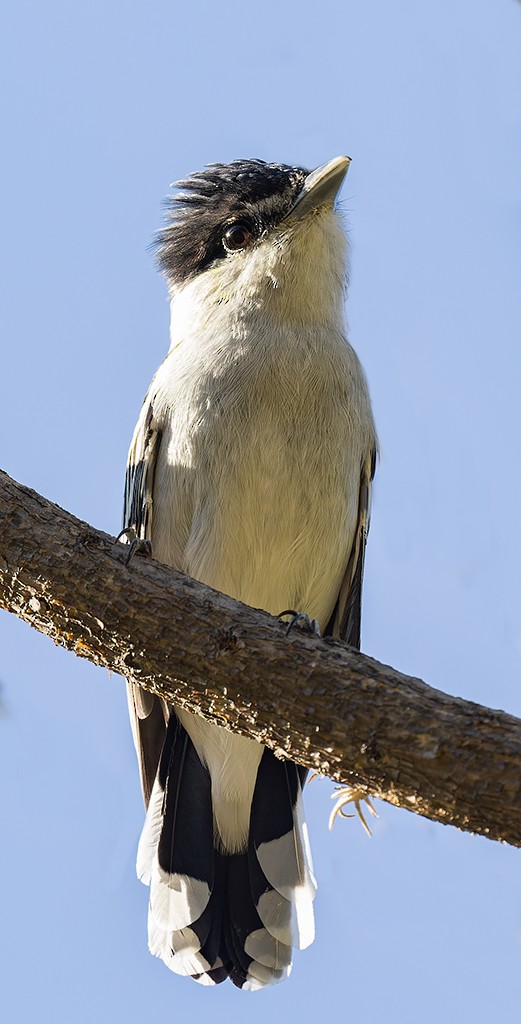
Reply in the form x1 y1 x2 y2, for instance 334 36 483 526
123 156 377 989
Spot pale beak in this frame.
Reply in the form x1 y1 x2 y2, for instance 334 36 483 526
284 155 351 222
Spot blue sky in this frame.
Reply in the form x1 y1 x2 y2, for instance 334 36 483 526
1 1 520 1021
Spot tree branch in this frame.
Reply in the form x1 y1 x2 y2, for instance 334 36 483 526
1 467 520 846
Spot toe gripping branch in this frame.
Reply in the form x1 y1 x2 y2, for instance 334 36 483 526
278 609 322 638
307 774 378 836
117 527 153 566
328 786 378 836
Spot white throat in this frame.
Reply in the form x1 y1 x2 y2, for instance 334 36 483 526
168 206 348 350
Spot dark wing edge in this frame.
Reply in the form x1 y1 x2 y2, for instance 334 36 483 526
123 400 161 542
325 446 377 650
123 393 167 807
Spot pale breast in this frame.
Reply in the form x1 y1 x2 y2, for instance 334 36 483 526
152 321 375 629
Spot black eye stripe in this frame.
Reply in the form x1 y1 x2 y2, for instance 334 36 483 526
155 159 308 285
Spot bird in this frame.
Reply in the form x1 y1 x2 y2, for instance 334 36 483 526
122 155 377 990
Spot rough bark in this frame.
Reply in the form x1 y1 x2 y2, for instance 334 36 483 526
1 467 520 847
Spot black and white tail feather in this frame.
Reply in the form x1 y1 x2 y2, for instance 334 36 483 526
134 712 316 989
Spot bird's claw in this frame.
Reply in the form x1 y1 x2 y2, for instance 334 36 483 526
329 787 378 836
278 609 322 638
117 528 153 565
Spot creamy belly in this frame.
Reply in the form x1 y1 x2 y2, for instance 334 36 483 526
153 323 371 620
150 321 374 851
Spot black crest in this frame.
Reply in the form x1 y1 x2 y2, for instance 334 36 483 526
155 159 308 285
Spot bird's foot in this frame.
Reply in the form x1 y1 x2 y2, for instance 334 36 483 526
117 527 153 566
329 786 378 836
278 609 322 638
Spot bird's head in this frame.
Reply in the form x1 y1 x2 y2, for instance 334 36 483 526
156 157 351 331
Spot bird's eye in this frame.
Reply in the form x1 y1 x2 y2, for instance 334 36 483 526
223 222 253 252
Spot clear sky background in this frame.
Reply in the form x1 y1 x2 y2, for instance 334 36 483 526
1 1 520 1021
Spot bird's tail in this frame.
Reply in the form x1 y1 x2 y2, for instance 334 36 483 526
136 712 316 989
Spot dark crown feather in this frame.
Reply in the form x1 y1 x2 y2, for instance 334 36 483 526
155 158 308 285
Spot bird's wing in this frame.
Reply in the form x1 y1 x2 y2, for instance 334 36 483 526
325 446 377 649
123 390 167 807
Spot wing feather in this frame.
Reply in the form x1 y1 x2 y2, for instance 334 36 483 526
325 447 377 649
123 390 166 806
